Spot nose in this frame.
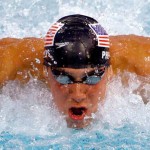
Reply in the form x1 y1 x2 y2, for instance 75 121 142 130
69 84 87 103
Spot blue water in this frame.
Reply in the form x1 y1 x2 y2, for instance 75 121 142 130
0 0 150 38
0 0 150 149
1 125 150 149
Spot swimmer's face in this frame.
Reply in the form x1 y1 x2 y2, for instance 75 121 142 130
46 67 110 129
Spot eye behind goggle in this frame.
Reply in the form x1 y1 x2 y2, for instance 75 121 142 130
51 69 73 84
83 75 102 85
54 75 73 84
51 67 106 85
82 69 105 85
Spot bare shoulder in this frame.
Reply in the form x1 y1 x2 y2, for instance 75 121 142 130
0 37 44 85
0 35 149 86
110 35 150 76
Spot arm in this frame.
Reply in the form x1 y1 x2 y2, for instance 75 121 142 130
110 35 150 76
0 38 44 85
0 35 149 86
110 35 150 104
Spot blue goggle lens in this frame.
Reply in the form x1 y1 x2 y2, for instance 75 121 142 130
51 68 105 85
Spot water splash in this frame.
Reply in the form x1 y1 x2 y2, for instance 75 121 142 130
0 72 149 149
0 72 150 149
98 72 150 130
0 0 150 38
0 80 67 136
0 72 149 135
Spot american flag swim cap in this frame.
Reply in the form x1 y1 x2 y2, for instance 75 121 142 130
44 14 110 68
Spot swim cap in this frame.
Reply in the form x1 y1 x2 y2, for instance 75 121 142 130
44 14 110 68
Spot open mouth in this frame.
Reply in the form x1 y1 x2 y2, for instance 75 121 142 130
68 107 87 120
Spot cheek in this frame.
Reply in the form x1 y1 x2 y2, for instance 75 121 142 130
51 82 63 98
48 78 69 110
47 73 67 98
88 78 107 103
87 83 107 113
52 85 68 101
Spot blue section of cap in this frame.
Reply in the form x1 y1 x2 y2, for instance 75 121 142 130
90 24 108 35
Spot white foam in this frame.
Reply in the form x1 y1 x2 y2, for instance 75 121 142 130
0 80 67 136
0 72 149 135
97 72 150 130
0 0 149 38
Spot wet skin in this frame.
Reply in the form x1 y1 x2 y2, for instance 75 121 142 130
46 67 111 128
0 35 149 85
0 35 149 127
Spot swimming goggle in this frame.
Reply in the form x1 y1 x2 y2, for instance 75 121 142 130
51 67 106 85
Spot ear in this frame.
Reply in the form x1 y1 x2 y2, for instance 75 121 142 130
43 66 48 79
107 65 114 82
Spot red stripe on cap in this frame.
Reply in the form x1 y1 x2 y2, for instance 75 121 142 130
45 43 52 45
46 34 55 37
45 43 53 46
51 25 59 29
98 35 109 38
47 29 57 32
98 38 109 41
99 43 110 47
99 40 109 42
46 31 56 35
45 39 53 41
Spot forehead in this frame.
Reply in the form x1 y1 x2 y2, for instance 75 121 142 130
51 67 105 76
49 67 107 80
54 67 95 73
52 68 96 79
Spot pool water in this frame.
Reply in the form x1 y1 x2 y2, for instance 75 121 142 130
0 0 150 149
1 125 150 149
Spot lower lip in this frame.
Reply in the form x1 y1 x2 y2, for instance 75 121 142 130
68 109 87 120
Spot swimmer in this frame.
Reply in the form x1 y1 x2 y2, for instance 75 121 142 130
0 14 150 128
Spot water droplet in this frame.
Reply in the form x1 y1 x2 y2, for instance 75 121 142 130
54 61 57 64
35 58 40 64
